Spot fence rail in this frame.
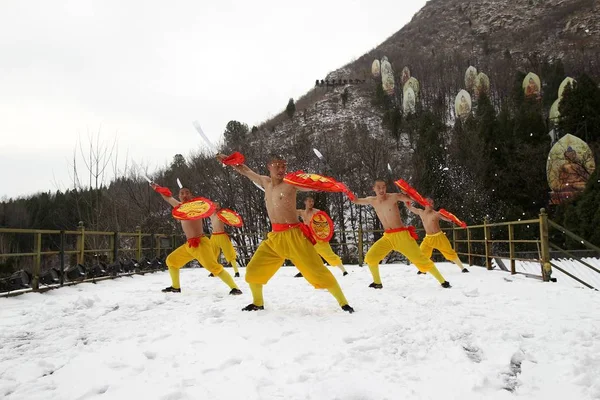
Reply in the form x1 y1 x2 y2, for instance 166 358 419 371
2 209 599 297
0 222 180 296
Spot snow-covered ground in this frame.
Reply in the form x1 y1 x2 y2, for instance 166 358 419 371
1 263 600 400
505 257 600 290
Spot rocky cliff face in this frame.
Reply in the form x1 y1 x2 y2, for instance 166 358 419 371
248 0 599 166
357 0 600 73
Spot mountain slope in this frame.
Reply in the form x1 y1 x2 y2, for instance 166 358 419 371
251 0 600 150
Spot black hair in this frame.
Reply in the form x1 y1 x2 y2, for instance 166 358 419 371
267 153 286 164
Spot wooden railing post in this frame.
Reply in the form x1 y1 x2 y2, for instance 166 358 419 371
467 227 472 266
539 208 552 282
77 221 85 265
150 233 156 259
109 233 115 263
452 228 458 260
358 227 364 266
508 224 516 275
136 226 142 261
32 231 42 291
59 230 65 286
484 217 492 270
112 231 119 262
156 235 161 259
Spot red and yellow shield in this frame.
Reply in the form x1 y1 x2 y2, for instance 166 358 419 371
310 211 334 242
172 197 215 221
283 170 353 197
217 208 244 227
394 179 431 207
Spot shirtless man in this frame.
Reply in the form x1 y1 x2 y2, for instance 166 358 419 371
295 195 348 277
351 179 450 289
218 153 354 313
405 198 469 273
150 184 242 295
208 202 240 278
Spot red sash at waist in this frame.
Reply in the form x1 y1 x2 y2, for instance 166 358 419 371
385 226 418 241
212 232 228 236
187 235 204 248
272 223 316 245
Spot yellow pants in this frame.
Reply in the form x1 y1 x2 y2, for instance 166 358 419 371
420 231 458 260
365 230 435 273
211 233 238 272
246 227 338 289
166 237 224 275
314 241 342 266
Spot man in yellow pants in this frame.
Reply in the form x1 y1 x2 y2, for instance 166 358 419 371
218 153 354 313
295 195 347 277
405 198 469 273
208 202 240 278
351 179 451 289
150 183 242 295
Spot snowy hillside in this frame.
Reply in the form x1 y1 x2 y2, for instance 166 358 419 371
1 264 599 400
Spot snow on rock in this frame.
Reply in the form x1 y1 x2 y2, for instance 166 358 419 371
1 263 599 399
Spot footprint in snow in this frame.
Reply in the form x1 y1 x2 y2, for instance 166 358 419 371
462 344 483 363
208 309 224 318
463 288 479 298
161 391 184 400
502 351 524 392
202 357 242 373
352 344 379 352
343 335 369 344
75 385 110 400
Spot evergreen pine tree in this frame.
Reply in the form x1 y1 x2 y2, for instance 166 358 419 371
413 111 449 202
223 120 249 148
286 98 296 119
558 74 600 143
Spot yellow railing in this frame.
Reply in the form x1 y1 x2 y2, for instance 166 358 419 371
2 209 599 296
349 210 549 278
0 222 178 294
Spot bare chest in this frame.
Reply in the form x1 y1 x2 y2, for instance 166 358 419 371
302 209 318 221
266 184 295 208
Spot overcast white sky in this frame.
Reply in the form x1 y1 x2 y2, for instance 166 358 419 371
0 0 426 199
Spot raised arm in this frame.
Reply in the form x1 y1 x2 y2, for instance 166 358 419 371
350 196 373 206
437 211 453 223
150 183 180 207
217 154 269 188
404 201 423 216
391 192 411 204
